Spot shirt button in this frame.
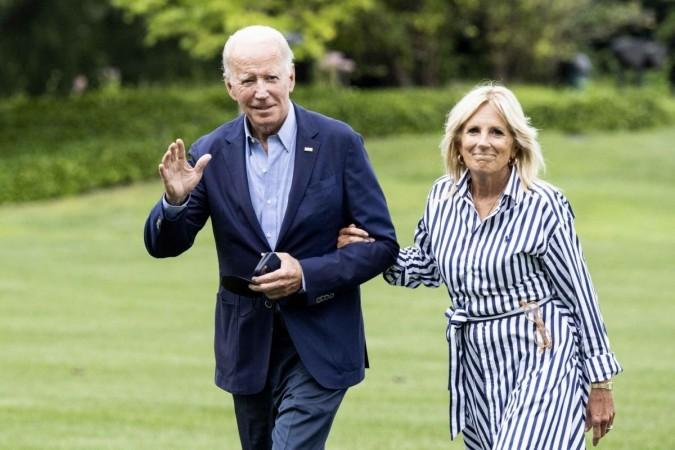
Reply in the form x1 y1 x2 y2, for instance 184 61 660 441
266 233 272 238
266 199 272 205
263 169 268 174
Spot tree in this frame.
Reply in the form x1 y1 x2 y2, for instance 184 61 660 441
0 0 217 96
111 0 373 62
330 0 656 86
330 0 464 86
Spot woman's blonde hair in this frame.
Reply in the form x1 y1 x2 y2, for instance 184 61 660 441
440 83 544 189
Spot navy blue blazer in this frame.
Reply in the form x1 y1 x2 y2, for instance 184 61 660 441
144 103 398 394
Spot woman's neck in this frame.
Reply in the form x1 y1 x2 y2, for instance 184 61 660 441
470 168 510 200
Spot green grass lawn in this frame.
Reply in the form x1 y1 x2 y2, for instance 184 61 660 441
1 127 674 449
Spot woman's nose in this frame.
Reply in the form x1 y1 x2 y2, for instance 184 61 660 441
477 132 490 147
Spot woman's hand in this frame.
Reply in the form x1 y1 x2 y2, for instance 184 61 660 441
585 386 615 446
337 224 374 248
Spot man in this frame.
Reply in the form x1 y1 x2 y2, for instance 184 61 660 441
144 25 398 449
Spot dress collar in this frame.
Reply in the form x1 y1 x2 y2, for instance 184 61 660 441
453 166 524 205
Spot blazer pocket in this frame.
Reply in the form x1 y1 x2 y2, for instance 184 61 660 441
219 290 253 317
219 290 236 305
305 175 337 196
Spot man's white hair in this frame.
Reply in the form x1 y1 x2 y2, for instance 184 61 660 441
222 25 294 80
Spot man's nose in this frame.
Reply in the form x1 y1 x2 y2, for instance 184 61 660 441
254 79 269 98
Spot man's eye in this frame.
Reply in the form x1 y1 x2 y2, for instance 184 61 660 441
266 76 279 82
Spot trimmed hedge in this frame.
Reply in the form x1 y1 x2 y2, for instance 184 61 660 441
0 84 673 203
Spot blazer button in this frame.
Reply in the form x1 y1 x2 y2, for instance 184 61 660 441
264 299 273 309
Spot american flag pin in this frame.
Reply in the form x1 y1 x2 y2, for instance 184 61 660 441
304 146 313 152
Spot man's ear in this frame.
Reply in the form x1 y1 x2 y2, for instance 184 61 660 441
225 78 237 102
288 65 296 93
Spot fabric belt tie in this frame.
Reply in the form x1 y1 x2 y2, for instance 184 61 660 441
445 306 468 439
444 297 553 439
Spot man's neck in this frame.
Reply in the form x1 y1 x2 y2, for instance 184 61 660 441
246 117 287 153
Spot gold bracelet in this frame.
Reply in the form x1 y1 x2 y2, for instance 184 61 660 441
591 380 613 391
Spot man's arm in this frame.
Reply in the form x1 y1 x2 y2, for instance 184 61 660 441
144 138 211 258
298 134 398 305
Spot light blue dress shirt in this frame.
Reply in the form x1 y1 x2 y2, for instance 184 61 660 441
244 105 297 250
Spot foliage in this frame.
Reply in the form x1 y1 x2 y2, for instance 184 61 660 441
655 3 675 46
329 0 461 86
2 0 672 96
0 83 673 204
0 86 236 203
0 0 219 96
111 0 373 61
331 0 656 85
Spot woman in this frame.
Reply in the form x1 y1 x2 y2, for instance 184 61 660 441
338 84 621 449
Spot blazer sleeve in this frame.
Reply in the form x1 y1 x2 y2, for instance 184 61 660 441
299 133 399 306
143 146 211 258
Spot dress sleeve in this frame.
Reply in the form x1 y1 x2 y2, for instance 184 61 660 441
543 197 622 382
383 214 442 288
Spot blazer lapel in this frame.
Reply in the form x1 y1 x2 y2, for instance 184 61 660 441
276 105 320 249
219 116 271 250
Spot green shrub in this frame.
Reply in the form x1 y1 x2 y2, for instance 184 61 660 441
0 83 672 204
514 85 671 133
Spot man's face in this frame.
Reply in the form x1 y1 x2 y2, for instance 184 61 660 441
226 41 295 141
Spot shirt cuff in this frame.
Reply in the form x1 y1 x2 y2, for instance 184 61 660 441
161 194 189 220
383 264 403 285
582 352 623 383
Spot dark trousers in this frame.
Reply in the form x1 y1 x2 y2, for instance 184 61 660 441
233 312 346 450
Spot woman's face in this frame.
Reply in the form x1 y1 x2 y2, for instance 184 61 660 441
459 103 515 180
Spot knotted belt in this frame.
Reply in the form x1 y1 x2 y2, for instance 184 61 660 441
444 297 553 439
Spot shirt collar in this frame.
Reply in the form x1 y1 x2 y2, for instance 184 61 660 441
503 165 524 205
244 103 297 154
454 169 472 198
453 165 524 205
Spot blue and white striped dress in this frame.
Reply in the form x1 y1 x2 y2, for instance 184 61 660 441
384 168 622 449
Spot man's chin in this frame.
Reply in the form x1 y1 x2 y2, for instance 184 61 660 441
250 110 275 123
249 118 282 137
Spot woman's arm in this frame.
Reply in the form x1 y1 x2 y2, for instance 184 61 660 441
338 216 442 289
542 195 621 446
543 198 622 380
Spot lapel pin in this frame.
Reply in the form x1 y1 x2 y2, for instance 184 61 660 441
304 146 314 152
